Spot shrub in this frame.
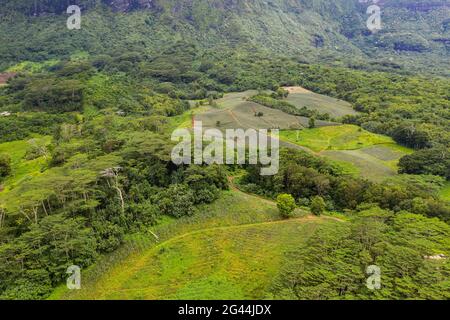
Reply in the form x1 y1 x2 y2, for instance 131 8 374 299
277 194 296 218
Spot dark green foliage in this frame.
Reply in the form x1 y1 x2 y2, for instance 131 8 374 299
0 113 74 143
184 165 228 204
158 184 196 218
0 214 97 300
390 124 432 149
0 153 12 180
22 78 83 113
0 0 448 75
310 196 326 216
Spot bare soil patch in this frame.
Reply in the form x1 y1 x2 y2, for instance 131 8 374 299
0 72 16 85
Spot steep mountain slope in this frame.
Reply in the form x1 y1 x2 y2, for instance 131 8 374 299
0 0 448 74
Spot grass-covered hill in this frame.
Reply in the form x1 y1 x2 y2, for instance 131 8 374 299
50 184 450 300
0 0 449 75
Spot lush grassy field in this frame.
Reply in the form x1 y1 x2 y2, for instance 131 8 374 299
280 125 412 181
440 182 450 202
280 125 394 152
283 86 358 118
49 189 338 300
0 136 51 193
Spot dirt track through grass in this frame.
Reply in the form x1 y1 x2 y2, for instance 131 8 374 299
50 176 342 300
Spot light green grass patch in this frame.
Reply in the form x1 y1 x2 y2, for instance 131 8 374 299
53 215 332 300
440 182 450 201
49 190 282 300
280 125 393 153
280 125 411 181
0 136 51 193
6 60 59 74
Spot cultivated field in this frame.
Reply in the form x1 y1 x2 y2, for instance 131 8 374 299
50 189 339 300
280 125 412 181
195 91 335 130
189 92 411 182
283 86 358 118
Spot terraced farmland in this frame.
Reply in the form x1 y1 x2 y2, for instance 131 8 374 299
283 86 358 118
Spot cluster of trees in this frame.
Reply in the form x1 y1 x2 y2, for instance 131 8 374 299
398 146 450 179
0 56 229 298
249 93 332 121
241 148 450 222
0 113 75 143
0 125 229 299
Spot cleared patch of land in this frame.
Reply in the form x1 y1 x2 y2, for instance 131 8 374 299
186 94 410 182
215 90 259 109
279 125 393 153
196 91 335 130
0 136 51 193
49 188 339 300
280 125 412 181
322 150 396 181
70 218 328 300
283 86 358 118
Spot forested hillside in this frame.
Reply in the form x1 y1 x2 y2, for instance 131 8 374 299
0 0 449 300
0 0 449 74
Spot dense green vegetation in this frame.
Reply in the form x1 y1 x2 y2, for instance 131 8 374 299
0 44 448 299
49 176 450 300
271 210 450 300
0 0 448 301
240 148 449 222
